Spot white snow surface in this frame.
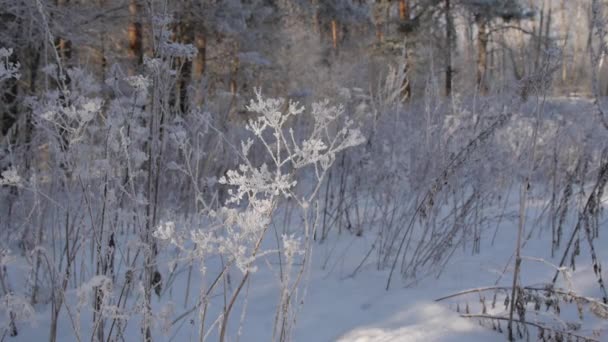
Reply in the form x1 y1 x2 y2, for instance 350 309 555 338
11 207 608 341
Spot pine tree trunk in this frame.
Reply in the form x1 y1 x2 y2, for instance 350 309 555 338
401 50 411 102
331 19 339 52
0 11 16 141
176 12 194 114
193 31 206 105
476 16 488 95
0 59 18 138
399 0 409 20
54 0 71 155
194 33 206 79
55 0 72 67
229 44 239 95
445 0 452 96
534 3 544 72
560 0 568 83
544 3 552 70
312 0 320 35
128 0 143 71
399 0 411 101
373 0 385 43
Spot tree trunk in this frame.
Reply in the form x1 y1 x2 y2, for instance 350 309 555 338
128 0 143 71
193 31 207 105
399 0 412 101
176 12 194 114
55 0 72 66
544 3 552 68
312 0 320 35
331 19 339 52
229 44 239 95
373 0 386 43
401 50 411 102
534 3 544 72
399 0 409 21
445 0 453 96
1 60 18 138
476 16 488 95
560 0 568 83
54 0 71 155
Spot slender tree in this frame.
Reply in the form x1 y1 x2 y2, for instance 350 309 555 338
128 0 143 72
445 0 453 96
476 13 488 94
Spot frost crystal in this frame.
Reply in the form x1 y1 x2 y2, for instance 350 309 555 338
282 234 303 259
0 168 22 187
126 75 151 92
153 221 180 246
0 48 20 82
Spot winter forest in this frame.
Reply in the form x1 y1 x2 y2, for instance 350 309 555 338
2 0 608 341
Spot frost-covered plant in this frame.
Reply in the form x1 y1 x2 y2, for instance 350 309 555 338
0 46 20 182
0 168 22 187
590 0 608 131
156 89 363 341
11 10 201 341
0 48 20 83
0 293 35 336
34 67 103 154
0 247 34 338
0 48 25 338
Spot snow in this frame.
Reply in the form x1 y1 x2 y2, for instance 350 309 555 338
6 165 608 341
0 93 608 342
4 0 608 339
3 198 608 341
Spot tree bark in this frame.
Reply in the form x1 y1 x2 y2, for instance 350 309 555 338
176 11 194 114
399 0 409 21
1 60 18 137
401 50 411 102
193 31 207 106
560 0 568 83
445 0 453 96
399 0 412 101
128 0 143 71
55 0 72 64
476 15 488 95
193 33 206 80
331 19 339 51
229 44 239 95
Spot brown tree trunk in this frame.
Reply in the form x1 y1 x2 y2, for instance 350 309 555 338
476 16 488 95
401 50 411 102
55 0 71 64
399 0 409 20
331 19 339 51
373 0 386 43
229 43 239 96
312 0 320 35
128 0 143 71
376 24 384 42
193 34 206 79
193 31 207 105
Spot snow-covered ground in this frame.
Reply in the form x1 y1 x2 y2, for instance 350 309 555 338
4 96 608 341
10 198 608 341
